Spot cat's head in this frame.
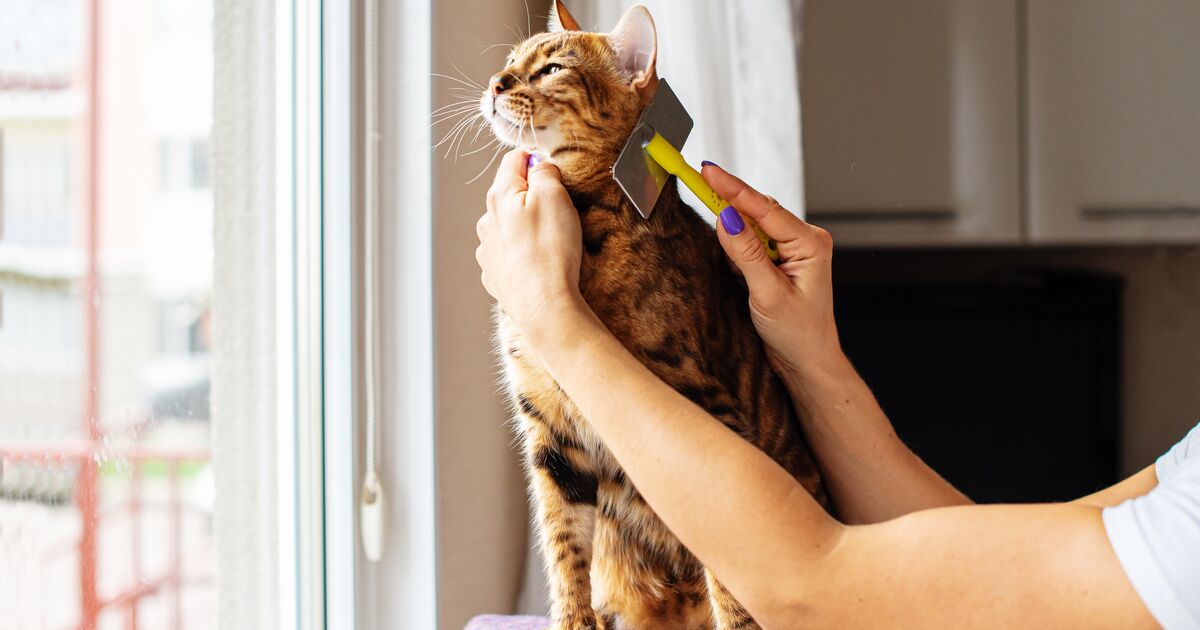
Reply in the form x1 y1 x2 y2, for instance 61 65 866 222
479 1 658 184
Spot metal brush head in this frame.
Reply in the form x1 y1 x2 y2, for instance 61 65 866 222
612 79 693 219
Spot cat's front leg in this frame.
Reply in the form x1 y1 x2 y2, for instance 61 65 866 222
705 568 761 630
522 414 601 630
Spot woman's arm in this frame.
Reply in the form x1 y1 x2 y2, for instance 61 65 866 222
520 290 1153 629
702 166 1163 520
522 297 843 620
780 352 973 523
1072 465 1157 508
701 164 970 523
476 151 1156 628
523 299 1153 629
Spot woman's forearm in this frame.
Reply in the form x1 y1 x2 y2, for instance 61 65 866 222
526 297 844 615
780 357 971 523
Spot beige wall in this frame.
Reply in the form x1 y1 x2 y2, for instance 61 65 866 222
432 2 550 628
836 246 1200 475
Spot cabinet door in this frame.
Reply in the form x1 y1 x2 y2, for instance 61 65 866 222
802 0 1021 247
1027 1 1200 244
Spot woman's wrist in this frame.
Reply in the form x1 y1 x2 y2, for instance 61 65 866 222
521 290 600 357
777 349 864 420
771 338 851 391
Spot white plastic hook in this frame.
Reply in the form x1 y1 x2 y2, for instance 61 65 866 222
360 469 385 562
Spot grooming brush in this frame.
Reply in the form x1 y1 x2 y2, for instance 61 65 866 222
612 80 780 261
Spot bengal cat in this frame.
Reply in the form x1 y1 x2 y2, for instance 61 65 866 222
480 3 831 628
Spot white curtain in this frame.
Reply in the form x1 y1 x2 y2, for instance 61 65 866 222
517 0 806 615
579 0 807 217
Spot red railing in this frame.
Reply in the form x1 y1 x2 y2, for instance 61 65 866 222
0 443 210 630
2 1 212 627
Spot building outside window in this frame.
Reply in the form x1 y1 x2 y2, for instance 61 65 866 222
1 0 215 627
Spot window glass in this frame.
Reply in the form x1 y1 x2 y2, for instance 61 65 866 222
1 0 215 627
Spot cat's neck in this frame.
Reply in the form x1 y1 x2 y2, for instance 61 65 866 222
561 158 686 227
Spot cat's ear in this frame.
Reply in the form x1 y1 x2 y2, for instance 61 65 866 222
608 5 657 91
548 0 582 32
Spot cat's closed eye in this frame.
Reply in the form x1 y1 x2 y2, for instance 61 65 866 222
536 63 564 78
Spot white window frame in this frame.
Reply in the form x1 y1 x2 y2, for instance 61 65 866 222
273 0 324 626
321 0 359 625
278 1 436 628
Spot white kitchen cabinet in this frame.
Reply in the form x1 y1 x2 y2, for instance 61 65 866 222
801 0 1021 247
1026 0 1200 244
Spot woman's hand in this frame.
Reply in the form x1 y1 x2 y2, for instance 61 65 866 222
701 163 844 380
475 149 585 332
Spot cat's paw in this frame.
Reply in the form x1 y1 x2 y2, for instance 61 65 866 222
552 612 599 630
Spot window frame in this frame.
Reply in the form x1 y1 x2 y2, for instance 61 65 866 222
278 0 437 627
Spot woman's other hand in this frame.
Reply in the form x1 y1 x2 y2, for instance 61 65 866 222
476 149 584 331
701 163 843 380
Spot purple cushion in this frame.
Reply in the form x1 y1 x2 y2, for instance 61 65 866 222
464 615 551 630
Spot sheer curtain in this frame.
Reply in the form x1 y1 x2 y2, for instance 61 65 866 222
579 0 807 216
516 0 806 614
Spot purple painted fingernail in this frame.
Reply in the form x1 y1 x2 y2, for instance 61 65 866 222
527 154 541 168
719 206 744 235
701 160 719 169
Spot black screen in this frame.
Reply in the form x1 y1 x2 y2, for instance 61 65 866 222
834 271 1121 503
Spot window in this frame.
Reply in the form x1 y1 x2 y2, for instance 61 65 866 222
157 138 210 192
0 1 218 627
3 1 438 628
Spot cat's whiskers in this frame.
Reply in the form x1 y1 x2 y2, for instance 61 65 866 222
430 72 485 92
430 107 477 123
431 109 473 138
434 113 480 153
523 0 532 43
528 113 543 154
469 115 492 146
429 103 481 125
449 62 486 91
460 135 499 158
430 101 479 123
478 42 514 56
446 112 486 159
429 109 478 141
465 143 506 185
505 24 525 45
426 64 507 162
451 116 487 162
430 97 480 114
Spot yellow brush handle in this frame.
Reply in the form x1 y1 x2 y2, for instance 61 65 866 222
644 132 780 262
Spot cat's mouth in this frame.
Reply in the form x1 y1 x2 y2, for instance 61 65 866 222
481 93 562 157
482 97 531 146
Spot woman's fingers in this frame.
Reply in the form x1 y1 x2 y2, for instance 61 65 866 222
487 149 531 211
526 161 571 205
716 206 789 304
700 163 825 260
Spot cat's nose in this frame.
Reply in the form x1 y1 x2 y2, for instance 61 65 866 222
490 74 515 96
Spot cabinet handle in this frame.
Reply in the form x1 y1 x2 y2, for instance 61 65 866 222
806 207 956 223
1081 205 1200 221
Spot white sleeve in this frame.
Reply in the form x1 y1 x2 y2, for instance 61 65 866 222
1102 423 1200 630
1157 422 1200 483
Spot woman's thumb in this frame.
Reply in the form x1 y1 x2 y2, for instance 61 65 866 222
717 206 781 291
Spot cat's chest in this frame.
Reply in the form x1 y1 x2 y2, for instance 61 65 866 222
578 212 719 326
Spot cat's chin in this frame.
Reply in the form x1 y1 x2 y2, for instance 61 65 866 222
487 134 612 190
548 153 618 191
